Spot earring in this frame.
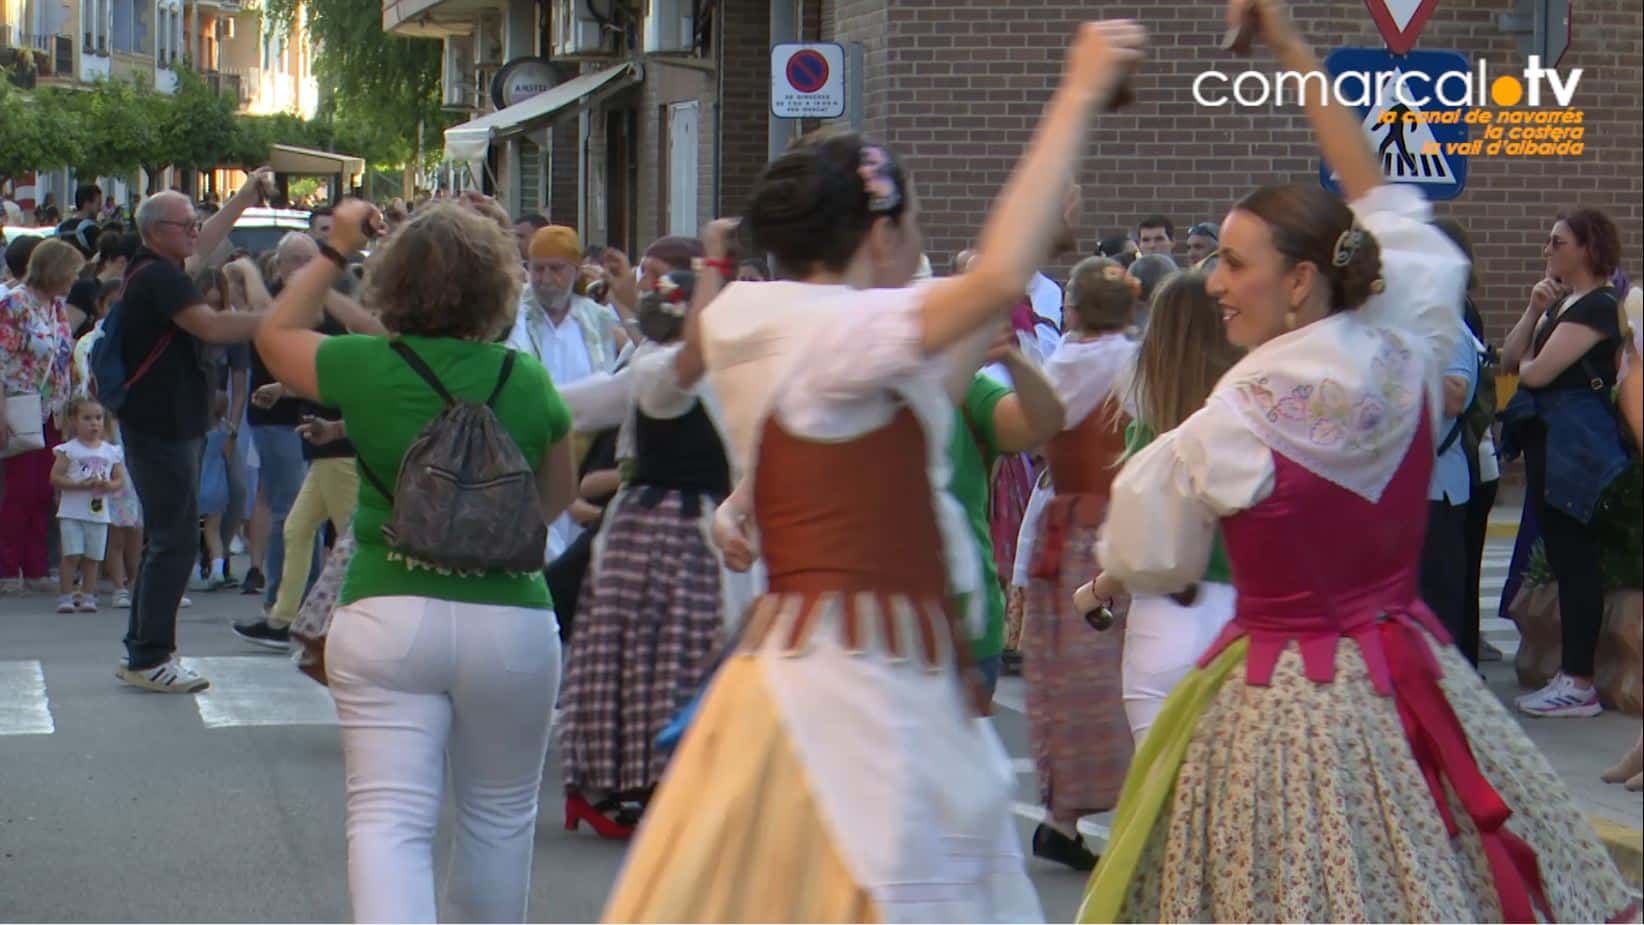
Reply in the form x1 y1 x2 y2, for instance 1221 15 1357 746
1284 307 1299 330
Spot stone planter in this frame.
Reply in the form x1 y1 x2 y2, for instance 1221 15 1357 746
1507 582 1643 716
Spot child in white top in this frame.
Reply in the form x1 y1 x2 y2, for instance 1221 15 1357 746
50 397 126 613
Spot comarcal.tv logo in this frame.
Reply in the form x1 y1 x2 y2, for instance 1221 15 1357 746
1194 56 1587 157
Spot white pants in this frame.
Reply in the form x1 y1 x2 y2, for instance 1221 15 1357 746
1121 581 1236 745
327 595 562 923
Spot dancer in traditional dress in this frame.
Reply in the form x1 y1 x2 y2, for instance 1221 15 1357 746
1116 271 1241 743
1077 1 1636 919
1021 255 1139 871
557 270 733 838
602 20 1145 922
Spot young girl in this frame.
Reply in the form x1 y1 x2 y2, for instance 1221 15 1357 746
50 397 125 613
71 279 143 607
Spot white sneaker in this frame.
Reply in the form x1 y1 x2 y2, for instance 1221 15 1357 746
179 596 193 609
1517 673 1602 718
230 536 246 555
113 589 132 608
115 658 210 693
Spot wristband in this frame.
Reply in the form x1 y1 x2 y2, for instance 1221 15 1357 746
692 257 734 277
317 241 349 271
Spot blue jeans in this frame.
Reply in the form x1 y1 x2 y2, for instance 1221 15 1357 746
252 426 308 606
975 654 1002 700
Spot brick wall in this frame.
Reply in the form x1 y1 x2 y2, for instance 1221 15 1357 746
818 0 1643 340
717 0 772 217
549 117 578 224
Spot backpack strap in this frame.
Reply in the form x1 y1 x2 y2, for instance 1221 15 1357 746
388 340 457 405
1435 418 1465 456
355 455 395 504
485 350 515 407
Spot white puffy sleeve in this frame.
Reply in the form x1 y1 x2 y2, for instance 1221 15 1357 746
1349 184 1470 412
557 366 634 433
1095 399 1275 595
629 342 698 420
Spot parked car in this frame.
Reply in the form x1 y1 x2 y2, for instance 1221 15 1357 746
2 225 61 246
227 207 312 255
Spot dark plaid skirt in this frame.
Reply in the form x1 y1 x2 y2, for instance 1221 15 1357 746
557 488 726 796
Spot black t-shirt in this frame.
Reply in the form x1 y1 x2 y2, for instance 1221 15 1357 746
300 315 354 460
117 248 209 439
1531 286 1622 392
247 278 304 427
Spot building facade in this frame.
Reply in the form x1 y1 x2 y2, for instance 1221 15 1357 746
410 0 1640 341
2 0 319 209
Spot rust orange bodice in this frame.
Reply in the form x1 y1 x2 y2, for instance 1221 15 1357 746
1043 398 1130 499
753 406 947 599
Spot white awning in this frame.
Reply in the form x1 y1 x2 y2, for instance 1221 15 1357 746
443 63 638 163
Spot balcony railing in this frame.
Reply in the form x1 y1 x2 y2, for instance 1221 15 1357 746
205 68 245 103
5 33 75 77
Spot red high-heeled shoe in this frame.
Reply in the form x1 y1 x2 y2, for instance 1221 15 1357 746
564 793 635 839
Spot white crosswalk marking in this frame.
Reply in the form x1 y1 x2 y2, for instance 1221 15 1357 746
179 656 338 728
0 660 55 735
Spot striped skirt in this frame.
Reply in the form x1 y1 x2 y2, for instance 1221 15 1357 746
1024 512 1133 822
558 489 725 797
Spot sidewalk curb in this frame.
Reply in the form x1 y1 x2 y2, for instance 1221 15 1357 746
1591 815 1644 888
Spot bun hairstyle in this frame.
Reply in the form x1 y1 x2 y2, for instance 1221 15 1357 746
1233 184 1384 313
1066 256 1140 333
636 270 696 344
745 131 908 279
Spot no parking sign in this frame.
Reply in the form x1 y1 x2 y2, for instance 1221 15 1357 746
772 43 846 119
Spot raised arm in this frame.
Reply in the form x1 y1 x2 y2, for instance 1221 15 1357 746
915 21 1145 355
255 201 380 401
675 218 740 389
1238 0 1381 201
188 166 271 274
989 337 1067 452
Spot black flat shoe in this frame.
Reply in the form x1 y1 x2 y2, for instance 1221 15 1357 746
1001 649 1024 677
1032 823 1098 872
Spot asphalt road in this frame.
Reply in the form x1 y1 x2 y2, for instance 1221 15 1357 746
3 531 1638 921
0 580 1090 923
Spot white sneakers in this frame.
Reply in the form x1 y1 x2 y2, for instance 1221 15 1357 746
1516 673 1602 718
116 658 210 694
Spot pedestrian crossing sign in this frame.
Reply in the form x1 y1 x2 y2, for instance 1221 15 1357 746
1319 48 1471 201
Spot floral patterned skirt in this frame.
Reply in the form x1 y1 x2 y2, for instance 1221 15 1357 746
1081 631 1638 923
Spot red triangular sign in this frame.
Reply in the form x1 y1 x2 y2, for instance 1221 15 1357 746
1363 0 1441 55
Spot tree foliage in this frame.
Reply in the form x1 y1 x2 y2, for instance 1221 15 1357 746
0 81 83 178
0 67 395 184
263 0 448 168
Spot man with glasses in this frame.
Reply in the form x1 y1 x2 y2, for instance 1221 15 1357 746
113 171 272 693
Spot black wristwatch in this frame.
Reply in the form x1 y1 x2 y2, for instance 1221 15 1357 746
317 241 349 271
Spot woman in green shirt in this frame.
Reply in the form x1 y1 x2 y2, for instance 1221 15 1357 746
1116 270 1242 744
254 199 576 923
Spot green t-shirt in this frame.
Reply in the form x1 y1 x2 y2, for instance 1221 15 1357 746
316 334 572 610
947 374 1012 661
1123 419 1233 584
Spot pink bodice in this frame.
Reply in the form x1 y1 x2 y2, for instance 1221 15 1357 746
1193 409 1553 921
1197 410 1453 692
